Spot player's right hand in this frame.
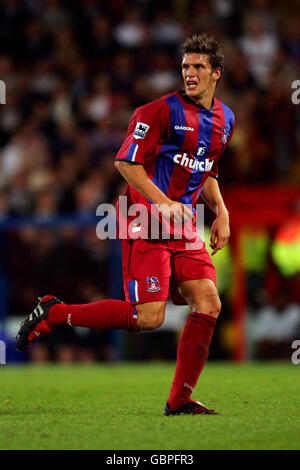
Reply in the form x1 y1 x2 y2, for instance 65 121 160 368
159 199 194 224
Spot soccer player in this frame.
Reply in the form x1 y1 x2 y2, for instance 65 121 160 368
17 34 235 415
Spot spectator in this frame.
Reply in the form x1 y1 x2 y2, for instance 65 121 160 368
114 9 147 49
0 0 298 364
239 13 278 87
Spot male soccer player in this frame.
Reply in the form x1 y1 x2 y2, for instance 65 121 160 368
17 34 235 415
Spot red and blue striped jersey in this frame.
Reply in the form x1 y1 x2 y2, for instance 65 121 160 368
115 89 235 238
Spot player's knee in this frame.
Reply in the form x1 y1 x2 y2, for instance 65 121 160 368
136 303 165 331
194 289 222 318
143 309 165 330
146 312 164 330
208 297 222 317
201 292 221 318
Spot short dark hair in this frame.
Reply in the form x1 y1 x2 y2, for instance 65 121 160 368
182 34 224 85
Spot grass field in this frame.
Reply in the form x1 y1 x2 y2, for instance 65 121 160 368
0 361 299 450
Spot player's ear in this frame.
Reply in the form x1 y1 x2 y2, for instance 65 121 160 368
212 68 221 83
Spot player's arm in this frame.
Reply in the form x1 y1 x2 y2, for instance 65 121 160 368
114 100 193 222
201 176 230 255
115 161 193 222
115 161 168 205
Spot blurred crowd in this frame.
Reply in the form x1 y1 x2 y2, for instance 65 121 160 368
0 0 299 362
0 0 299 220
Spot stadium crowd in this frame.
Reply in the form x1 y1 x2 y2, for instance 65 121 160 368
0 0 299 362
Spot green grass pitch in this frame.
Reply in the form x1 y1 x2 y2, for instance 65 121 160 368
0 362 299 450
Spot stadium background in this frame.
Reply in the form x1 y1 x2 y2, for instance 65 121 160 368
0 0 299 365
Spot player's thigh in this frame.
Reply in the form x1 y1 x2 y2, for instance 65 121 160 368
178 278 221 318
121 239 171 328
135 300 167 330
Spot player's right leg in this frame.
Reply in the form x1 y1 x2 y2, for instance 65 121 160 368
16 238 170 351
16 295 62 351
16 296 166 351
16 295 137 351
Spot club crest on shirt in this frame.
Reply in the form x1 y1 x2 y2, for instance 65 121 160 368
220 126 230 144
133 122 150 139
197 146 206 156
146 276 160 293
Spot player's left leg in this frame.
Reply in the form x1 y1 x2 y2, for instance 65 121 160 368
165 278 221 415
177 278 221 318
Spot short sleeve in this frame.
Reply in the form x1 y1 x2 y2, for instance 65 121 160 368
115 99 170 165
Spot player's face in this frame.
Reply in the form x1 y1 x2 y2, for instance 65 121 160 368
181 53 220 100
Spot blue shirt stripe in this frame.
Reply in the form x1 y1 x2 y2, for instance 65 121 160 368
125 143 138 162
179 109 213 205
152 95 186 194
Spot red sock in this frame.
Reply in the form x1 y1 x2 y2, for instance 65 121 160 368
167 312 216 409
47 299 138 332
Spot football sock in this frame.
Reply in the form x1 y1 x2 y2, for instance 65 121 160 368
46 299 138 332
167 312 216 410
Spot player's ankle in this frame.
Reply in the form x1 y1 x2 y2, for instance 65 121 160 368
47 303 66 328
167 397 190 410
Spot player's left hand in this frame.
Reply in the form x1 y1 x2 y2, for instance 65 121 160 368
210 213 230 256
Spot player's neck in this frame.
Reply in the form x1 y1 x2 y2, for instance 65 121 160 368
190 90 214 110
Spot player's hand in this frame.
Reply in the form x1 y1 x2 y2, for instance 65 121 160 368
159 199 194 224
210 212 230 255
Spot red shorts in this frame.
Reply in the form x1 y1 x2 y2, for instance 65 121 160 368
121 236 216 305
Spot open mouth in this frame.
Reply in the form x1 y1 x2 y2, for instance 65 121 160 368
186 80 198 90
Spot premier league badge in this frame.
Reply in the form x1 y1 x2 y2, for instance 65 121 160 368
146 276 160 293
133 122 150 139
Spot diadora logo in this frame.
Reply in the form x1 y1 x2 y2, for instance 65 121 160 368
146 276 160 293
174 126 194 131
173 153 213 171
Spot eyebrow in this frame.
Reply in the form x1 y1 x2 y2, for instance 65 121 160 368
181 62 207 66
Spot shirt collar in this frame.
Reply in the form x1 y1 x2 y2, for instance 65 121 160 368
178 89 215 111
